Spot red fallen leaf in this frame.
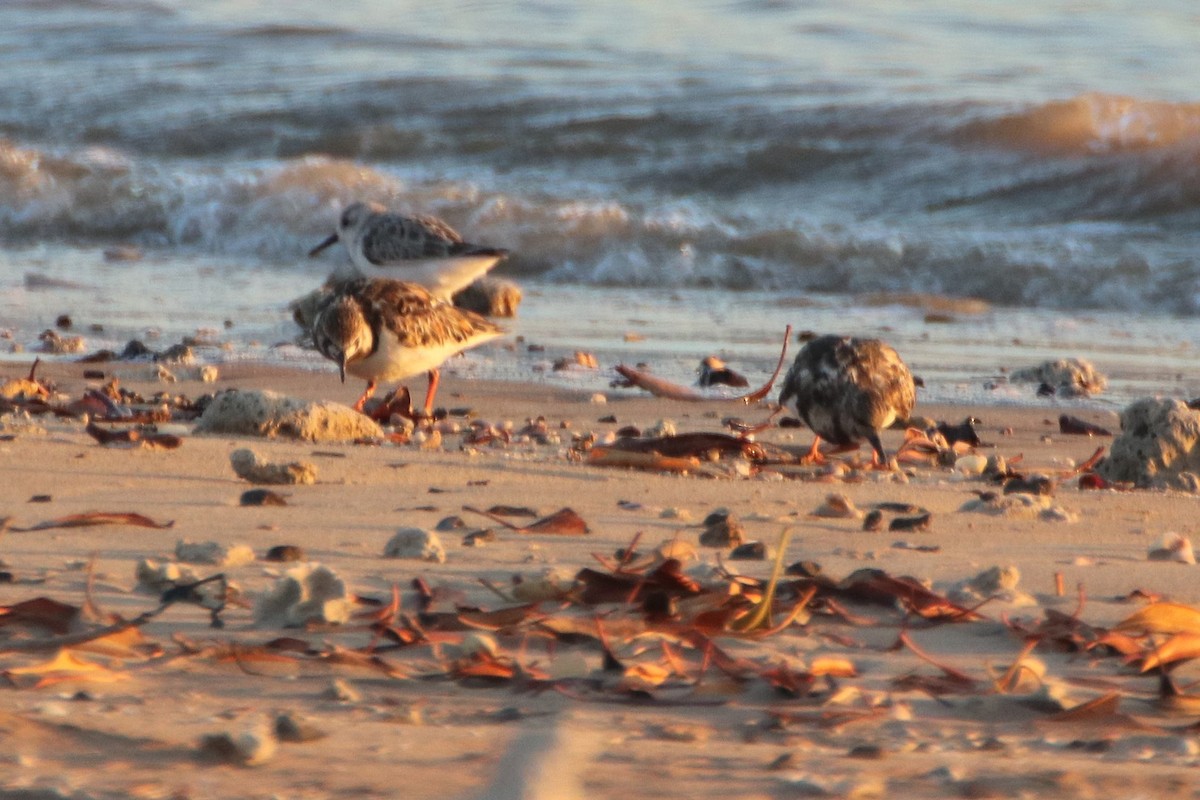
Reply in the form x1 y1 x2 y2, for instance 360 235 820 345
897 631 978 688
465 506 590 536
766 707 888 730
84 422 182 449
839 568 981 621
12 512 175 532
1059 414 1112 437
457 604 543 632
760 660 818 697
644 559 702 596
0 597 80 635
262 637 316 654
612 325 792 404
452 653 517 681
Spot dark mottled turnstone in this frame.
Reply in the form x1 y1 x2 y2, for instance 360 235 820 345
778 334 915 465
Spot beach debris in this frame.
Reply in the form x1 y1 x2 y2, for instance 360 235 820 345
612 325 792 403
384 528 447 563
255 563 353 627
12 511 174 532
1097 398 1200 491
1059 414 1112 436
240 488 289 507
452 276 523 317
199 723 277 767
935 417 982 447
863 509 884 531
554 350 599 371
810 493 863 519
463 529 496 547
730 541 768 560
948 565 1036 607
84 420 183 449
698 509 746 548
1003 473 1056 496
229 448 317 485
135 559 202 594
0 376 50 402
324 677 362 703
697 356 749 388
960 492 1076 522
889 512 932 532
1147 532 1196 565
587 446 701 473
954 454 988 475
3 649 130 689
274 711 327 743
38 328 85 354
465 506 590 535
196 388 382 442
1009 358 1107 397
175 540 256 568
606 431 765 462
264 544 305 563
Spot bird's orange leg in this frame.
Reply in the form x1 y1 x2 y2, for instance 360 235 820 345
799 435 826 465
422 368 441 416
353 380 377 413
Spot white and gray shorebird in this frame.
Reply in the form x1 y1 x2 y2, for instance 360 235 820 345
305 277 503 415
309 201 509 300
778 334 916 465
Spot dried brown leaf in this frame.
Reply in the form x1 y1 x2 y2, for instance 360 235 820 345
13 512 174 532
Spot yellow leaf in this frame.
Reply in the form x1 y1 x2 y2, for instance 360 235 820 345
1114 602 1200 636
617 662 671 693
810 656 858 678
4 649 129 689
1140 632 1200 672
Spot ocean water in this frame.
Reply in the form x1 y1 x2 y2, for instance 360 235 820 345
2 0 1199 406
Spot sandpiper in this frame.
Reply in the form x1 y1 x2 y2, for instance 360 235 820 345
309 201 508 300
306 277 503 415
778 334 915 465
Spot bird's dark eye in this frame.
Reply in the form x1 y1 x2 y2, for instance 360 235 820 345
340 210 355 227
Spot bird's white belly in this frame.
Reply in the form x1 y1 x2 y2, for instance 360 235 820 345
346 330 499 384
347 251 502 300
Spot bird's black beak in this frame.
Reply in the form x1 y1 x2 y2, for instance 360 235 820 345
309 233 338 257
337 351 347 383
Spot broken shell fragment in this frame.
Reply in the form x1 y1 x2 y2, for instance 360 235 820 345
230 448 317 486
1148 533 1196 565
384 528 446 563
698 509 745 548
811 493 864 519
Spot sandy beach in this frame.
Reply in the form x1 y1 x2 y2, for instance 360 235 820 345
2 359 1199 799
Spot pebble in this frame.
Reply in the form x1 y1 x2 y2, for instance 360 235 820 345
324 678 361 703
383 528 446 563
274 711 326 743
